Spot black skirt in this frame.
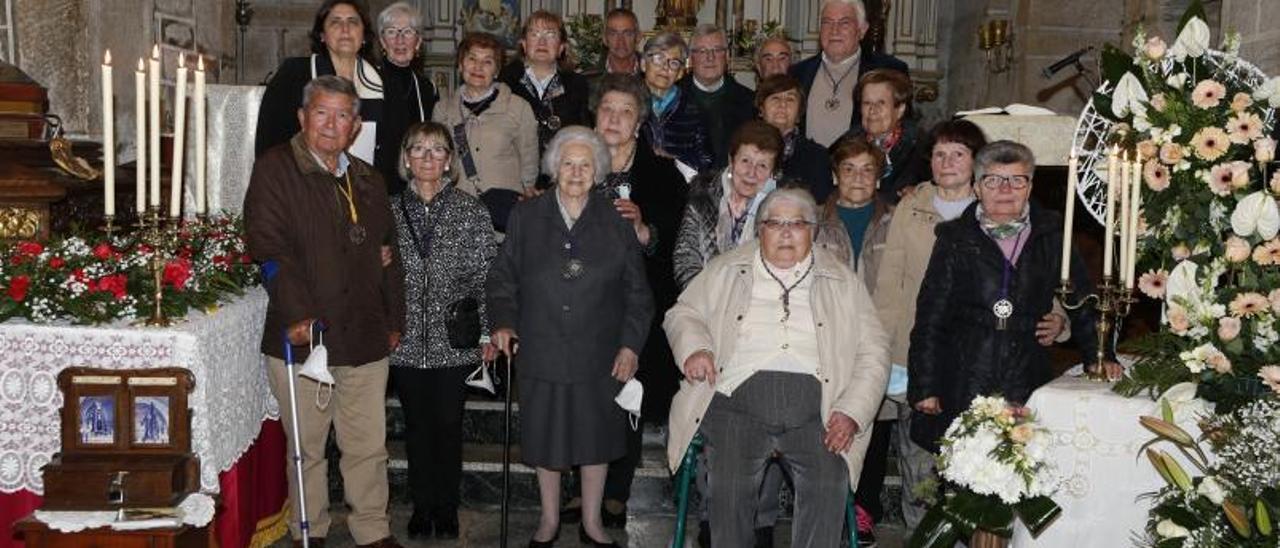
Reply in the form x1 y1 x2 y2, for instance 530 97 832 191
518 370 627 469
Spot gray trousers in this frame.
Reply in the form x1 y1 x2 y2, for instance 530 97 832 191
701 372 848 548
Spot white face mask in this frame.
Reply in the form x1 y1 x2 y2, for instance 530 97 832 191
297 331 334 409
465 361 497 395
615 379 643 431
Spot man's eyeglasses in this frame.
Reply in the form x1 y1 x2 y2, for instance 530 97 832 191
820 18 858 30
761 219 816 232
646 54 686 71
408 144 449 159
690 46 728 58
380 27 418 40
979 174 1032 190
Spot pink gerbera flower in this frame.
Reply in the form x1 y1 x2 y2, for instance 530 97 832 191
1191 79 1227 109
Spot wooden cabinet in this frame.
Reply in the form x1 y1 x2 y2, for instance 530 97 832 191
13 516 213 548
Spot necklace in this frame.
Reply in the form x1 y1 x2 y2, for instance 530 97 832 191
820 59 859 111
333 172 365 244
761 251 816 323
992 228 1030 330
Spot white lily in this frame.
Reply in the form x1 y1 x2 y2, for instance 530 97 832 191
1168 17 1210 60
1166 73 1189 89
1112 72 1150 119
1254 77 1280 108
1166 260 1200 308
1230 191 1280 239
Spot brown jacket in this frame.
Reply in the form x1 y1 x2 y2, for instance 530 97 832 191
431 83 540 196
664 241 890 490
815 197 894 295
244 133 406 366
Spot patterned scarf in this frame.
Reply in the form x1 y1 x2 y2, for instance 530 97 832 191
976 203 1031 240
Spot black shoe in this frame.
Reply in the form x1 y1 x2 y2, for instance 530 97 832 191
407 511 431 540
697 521 711 548
433 512 459 539
754 526 774 548
601 505 627 529
578 524 620 547
528 526 560 548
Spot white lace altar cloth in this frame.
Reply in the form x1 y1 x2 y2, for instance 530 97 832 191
0 287 276 495
1011 375 1200 546
33 492 215 532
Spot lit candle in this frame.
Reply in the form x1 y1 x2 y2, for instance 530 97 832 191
169 54 187 219
1128 155 1143 287
149 45 161 209
1118 151 1131 286
101 50 115 217
1102 146 1118 279
194 56 206 215
1060 148 1078 284
135 58 146 214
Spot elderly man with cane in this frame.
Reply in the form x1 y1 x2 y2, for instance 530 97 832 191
245 75 406 548
665 187 890 548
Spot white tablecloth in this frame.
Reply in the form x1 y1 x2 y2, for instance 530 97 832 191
1011 375 1183 546
0 287 275 495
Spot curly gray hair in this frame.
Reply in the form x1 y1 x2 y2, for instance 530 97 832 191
542 126 612 185
973 140 1036 183
754 187 819 235
377 2 421 33
643 31 689 59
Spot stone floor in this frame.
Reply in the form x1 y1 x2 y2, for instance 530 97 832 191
268 504 909 547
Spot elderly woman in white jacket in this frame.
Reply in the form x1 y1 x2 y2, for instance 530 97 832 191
664 187 890 548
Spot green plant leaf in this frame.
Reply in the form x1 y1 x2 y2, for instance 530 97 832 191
1101 43 1136 86
943 490 1016 537
908 506 962 548
1014 496 1062 536
1257 499 1272 536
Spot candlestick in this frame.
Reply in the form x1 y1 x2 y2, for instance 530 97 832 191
1118 151 1131 286
194 56 206 216
169 54 187 219
135 58 147 214
1061 148 1078 283
1128 156 1143 286
1103 146 1119 279
101 50 115 217
149 45 161 208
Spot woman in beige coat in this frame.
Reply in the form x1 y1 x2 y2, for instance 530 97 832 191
432 32 539 231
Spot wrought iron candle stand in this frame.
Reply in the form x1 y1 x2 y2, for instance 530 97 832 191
1056 278 1134 381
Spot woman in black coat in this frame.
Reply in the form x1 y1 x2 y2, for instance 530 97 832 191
498 10 592 157
757 74 834 202
907 141 1118 453
846 69 929 202
375 2 439 194
591 73 687 526
487 126 653 547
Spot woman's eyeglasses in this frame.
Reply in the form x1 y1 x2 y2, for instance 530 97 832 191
979 174 1032 190
380 27 418 40
408 144 449 159
761 219 816 232
646 54 686 71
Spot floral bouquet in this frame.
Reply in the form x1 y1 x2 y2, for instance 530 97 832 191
1093 0 1280 411
909 396 1061 548
0 215 259 325
1138 397 1280 547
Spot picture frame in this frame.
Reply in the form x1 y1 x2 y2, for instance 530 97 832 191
56 367 194 456
59 373 125 451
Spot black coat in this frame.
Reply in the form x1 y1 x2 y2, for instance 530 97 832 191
643 87 714 172
680 75 758 169
789 50 909 135
498 61 592 152
907 201 1102 452
379 63 438 195
254 54 386 162
486 191 654 383
845 118 930 203
781 132 834 203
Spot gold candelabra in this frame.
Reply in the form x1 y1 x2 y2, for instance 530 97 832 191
1056 277 1134 381
978 19 1014 74
138 206 179 326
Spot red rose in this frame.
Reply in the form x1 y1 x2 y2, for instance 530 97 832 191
97 274 129 300
16 241 43 256
162 258 192 290
48 257 65 269
92 243 113 260
5 275 30 302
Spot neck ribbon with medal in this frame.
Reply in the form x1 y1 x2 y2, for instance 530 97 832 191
335 171 366 245
821 59 859 111
521 70 564 142
992 227 1030 330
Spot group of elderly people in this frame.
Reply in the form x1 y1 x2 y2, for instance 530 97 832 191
244 1 1118 547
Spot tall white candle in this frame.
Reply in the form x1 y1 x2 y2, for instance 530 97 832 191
1128 156 1143 287
169 54 188 219
101 50 115 217
149 45 161 209
1060 148 1078 283
135 58 146 214
194 56 206 216
1118 151 1131 286
1102 147 1119 279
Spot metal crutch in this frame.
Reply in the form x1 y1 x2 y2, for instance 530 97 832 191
283 330 311 548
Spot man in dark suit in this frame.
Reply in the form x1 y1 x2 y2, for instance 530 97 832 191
789 0 908 148
682 24 758 169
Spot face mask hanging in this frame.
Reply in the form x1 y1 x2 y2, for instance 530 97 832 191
297 329 335 409
614 378 644 431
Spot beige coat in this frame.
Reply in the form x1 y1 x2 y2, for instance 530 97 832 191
431 82 539 196
664 241 891 490
872 183 949 368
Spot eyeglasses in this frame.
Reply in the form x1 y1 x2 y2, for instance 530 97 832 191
820 18 858 30
690 46 728 58
526 29 559 41
979 174 1032 190
380 27 418 40
408 143 449 159
646 54 686 71
761 219 816 232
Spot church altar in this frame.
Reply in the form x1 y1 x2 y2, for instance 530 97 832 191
0 287 288 548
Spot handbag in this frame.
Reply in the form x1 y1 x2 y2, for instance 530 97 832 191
398 192 482 349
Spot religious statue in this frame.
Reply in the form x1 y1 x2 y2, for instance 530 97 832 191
656 0 703 29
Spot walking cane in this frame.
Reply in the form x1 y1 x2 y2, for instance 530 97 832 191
671 434 703 548
283 331 311 548
500 350 515 547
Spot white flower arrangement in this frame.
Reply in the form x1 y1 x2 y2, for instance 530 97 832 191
938 396 1061 505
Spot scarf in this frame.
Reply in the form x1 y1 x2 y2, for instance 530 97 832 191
976 203 1031 240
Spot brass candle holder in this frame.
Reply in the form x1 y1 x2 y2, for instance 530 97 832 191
1056 277 1134 381
137 208 180 327
101 214 119 239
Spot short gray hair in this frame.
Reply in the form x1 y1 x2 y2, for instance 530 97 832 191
819 0 868 26
302 75 360 112
643 31 688 59
754 187 819 235
691 24 727 45
377 2 421 33
590 73 652 121
542 126 612 185
974 140 1036 183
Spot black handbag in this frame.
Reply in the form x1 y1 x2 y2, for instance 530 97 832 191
445 297 481 349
